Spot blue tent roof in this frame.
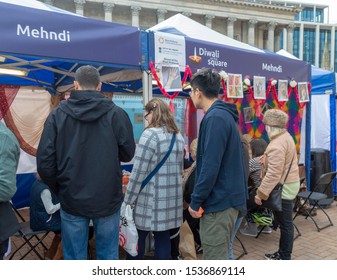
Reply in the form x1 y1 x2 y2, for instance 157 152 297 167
0 0 147 93
311 66 336 95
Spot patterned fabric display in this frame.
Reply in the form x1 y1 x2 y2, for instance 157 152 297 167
236 90 304 152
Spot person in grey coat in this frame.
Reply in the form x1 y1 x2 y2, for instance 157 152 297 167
124 98 185 260
0 122 20 259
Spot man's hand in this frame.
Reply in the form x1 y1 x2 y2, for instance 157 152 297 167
188 206 202 219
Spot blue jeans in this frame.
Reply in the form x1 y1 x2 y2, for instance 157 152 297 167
274 199 294 260
126 229 171 260
60 209 120 260
229 216 243 260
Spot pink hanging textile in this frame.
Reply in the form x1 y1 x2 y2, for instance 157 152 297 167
0 85 20 120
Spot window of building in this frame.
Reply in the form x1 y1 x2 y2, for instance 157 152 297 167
304 28 316 65
319 30 331 69
293 28 300 58
316 9 324 23
301 8 314 22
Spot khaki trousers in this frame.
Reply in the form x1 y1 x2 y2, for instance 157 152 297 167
200 208 238 260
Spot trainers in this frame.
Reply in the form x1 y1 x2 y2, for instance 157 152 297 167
265 252 281 260
258 225 272 234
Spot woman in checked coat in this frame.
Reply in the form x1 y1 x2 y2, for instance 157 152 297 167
123 98 185 260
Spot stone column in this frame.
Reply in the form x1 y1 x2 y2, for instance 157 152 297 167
227 17 237 38
299 23 304 60
44 0 54 5
182 11 192 17
131 6 141 27
74 0 86 16
267 21 277 51
287 23 295 54
205 14 215 29
157 9 167 23
103 2 114 22
248 19 257 46
274 27 282 52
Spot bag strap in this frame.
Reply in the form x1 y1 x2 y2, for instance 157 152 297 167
141 133 176 190
282 153 295 184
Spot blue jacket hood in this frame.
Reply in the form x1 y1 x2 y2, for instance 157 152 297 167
208 100 239 123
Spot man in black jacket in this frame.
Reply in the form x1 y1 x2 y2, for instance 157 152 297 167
37 65 135 260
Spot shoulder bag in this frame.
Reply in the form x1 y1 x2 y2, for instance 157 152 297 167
249 153 295 212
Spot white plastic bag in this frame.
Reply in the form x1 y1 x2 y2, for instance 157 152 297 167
119 202 138 256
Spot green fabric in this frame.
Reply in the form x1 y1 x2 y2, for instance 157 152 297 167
0 122 20 202
282 181 300 200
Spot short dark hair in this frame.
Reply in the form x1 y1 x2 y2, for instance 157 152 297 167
75 65 100 90
250 138 268 157
190 68 221 99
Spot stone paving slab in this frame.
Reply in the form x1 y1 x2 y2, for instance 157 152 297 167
5 201 337 260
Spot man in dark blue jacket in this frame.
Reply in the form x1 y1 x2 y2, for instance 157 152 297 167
188 68 247 260
37 65 135 260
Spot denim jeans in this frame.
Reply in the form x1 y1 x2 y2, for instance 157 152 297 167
274 199 294 260
126 229 171 260
60 208 120 260
229 216 243 260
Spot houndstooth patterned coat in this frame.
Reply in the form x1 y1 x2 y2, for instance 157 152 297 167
124 127 184 231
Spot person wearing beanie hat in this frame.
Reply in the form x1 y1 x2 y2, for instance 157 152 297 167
262 109 288 129
254 108 300 260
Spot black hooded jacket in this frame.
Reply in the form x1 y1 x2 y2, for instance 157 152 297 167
37 90 135 217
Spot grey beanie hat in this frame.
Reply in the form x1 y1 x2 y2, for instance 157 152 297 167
263 109 288 128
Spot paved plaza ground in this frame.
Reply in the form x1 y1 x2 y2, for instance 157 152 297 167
5 200 337 260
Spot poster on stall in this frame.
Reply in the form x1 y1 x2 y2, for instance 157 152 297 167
113 94 186 143
154 32 186 71
161 65 182 92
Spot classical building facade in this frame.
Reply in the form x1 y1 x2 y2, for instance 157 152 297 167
288 1 336 71
42 0 337 71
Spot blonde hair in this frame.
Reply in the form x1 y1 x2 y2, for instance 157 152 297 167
190 138 198 160
145 98 180 134
266 125 286 139
242 133 253 144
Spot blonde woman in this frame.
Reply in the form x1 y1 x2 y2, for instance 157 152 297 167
124 98 185 260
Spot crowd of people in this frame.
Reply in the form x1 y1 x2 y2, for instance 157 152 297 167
0 66 300 261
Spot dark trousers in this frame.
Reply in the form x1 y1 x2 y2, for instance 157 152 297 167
183 209 201 246
274 199 294 260
0 238 9 260
127 229 171 260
